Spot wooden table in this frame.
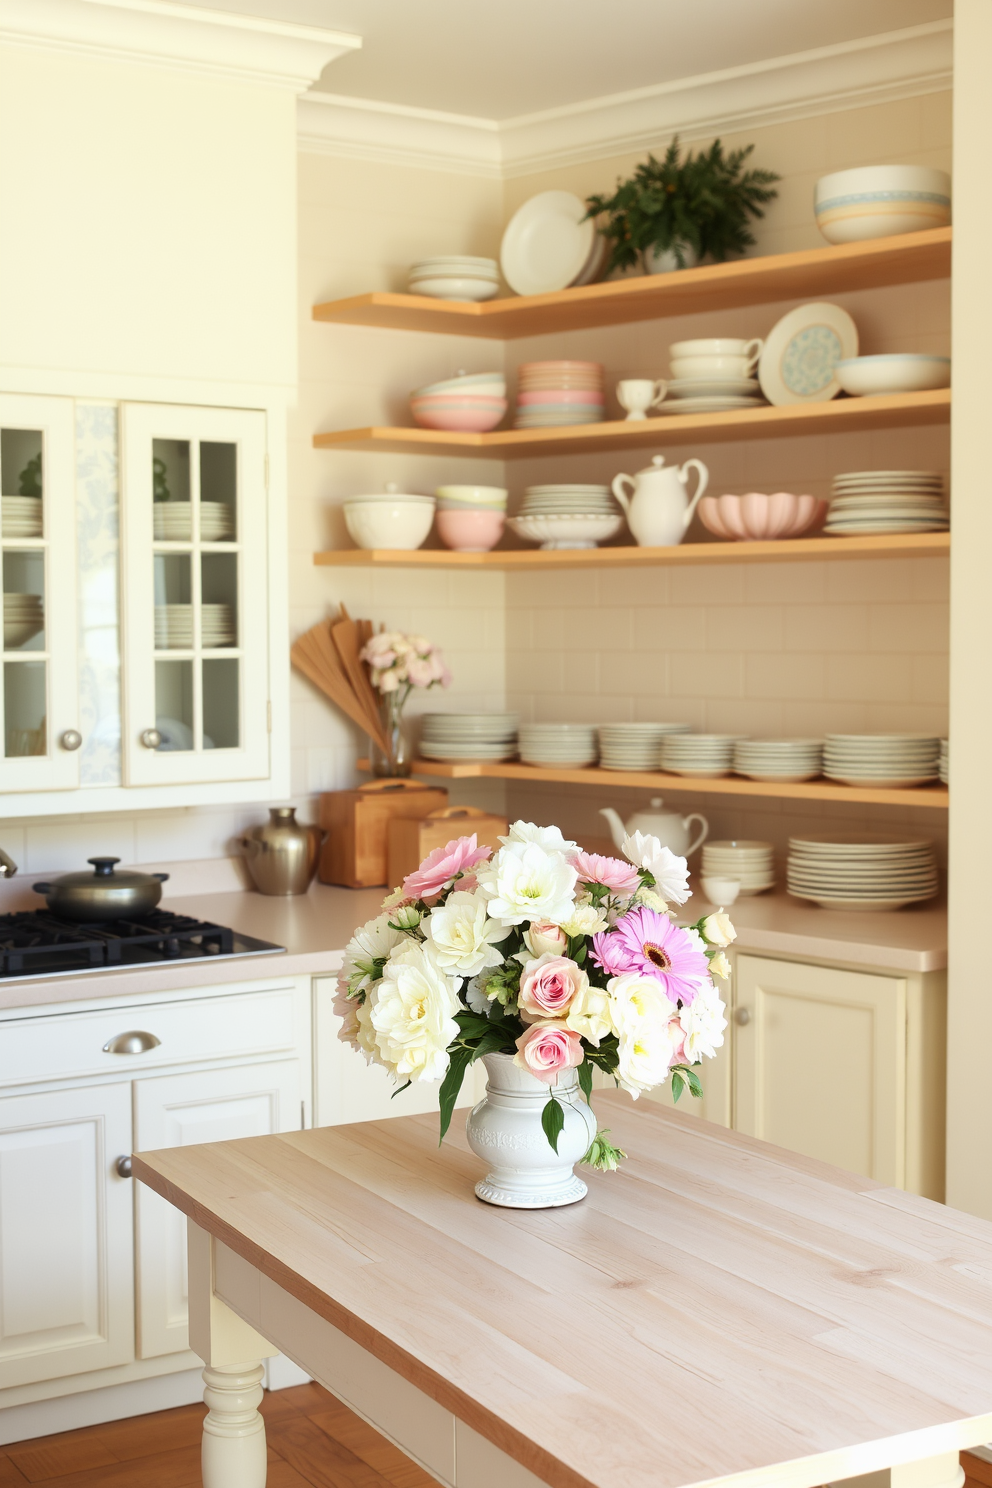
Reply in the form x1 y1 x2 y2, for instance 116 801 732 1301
133 1096 992 1488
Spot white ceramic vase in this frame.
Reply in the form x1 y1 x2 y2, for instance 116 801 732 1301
466 1052 597 1209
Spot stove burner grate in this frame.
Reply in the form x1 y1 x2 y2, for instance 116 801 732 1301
0 909 236 974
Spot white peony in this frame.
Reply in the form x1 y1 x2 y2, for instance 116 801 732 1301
621 832 691 906
369 942 461 1082
478 841 578 926
617 1020 679 1097
677 982 727 1063
607 970 676 1034
559 902 608 938
340 912 406 997
423 888 510 976
500 820 578 857
565 981 616 1047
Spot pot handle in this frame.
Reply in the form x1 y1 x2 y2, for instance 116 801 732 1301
32 882 51 894
611 473 635 516
153 873 170 883
682 813 709 857
679 458 710 529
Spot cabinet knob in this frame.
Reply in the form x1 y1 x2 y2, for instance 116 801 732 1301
103 1030 162 1055
140 728 162 749
734 1007 751 1026
115 1155 133 1179
59 729 82 752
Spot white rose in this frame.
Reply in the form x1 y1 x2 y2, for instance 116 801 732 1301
370 942 460 1082
524 921 569 957
701 911 737 948
678 983 727 1063
500 820 578 857
559 903 608 938
565 981 616 1047
621 832 691 905
423 888 510 976
354 995 386 1067
617 1019 679 1097
478 841 578 926
340 912 406 997
633 885 669 912
607 970 676 1034
709 950 731 980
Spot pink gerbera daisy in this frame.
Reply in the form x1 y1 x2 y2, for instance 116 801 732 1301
592 906 708 1004
572 851 640 897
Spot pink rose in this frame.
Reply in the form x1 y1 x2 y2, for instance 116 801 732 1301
573 851 641 897
515 1021 585 1085
518 953 587 1018
402 834 492 900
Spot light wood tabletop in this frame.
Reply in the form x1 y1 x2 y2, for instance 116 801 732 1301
134 1097 992 1488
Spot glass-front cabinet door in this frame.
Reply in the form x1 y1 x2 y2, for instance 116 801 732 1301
120 404 268 786
0 395 79 793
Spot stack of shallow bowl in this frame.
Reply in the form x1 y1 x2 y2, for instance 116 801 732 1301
518 723 597 767
826 470 948 536
408 257 499 302
822 733 940 788
509 484 622 551
733 738 824 782
411 373 507 432
702 840 775 895
787 835 939 911
2 497 43 538
598 721 691 770
434 485 506 553
3 592 44 649
514 361 604 428
939 738 948 785
419 713 518 762
660 733 741 778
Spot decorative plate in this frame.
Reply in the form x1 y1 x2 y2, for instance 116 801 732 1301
758 302 859 406
500 191 595 296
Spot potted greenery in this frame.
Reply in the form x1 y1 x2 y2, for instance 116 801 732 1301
585 137 779 276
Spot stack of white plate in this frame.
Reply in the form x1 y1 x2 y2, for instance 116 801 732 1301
598 721 691 770
939 738 948 785
3 593 44 650
509 484 623 551
201 503 235 541
660 734 741 777
518 723 597 767
787 835 939 911
155 603 236 649
500 191 605 296
733 738 824 782
657 378 765 417
1 497 43 538
153 503 235 542
822 733 940 787
419 713 518 762
408 257 499 302
825 471 948 535
702 840 775 895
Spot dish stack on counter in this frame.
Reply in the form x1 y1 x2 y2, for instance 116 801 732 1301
514 361 604 428
518 723 597 767
660 733 740 777
598 721 691 770
733 738 824 782
787 836 939 911
702 840 775 895
939 738 948 785
408 257 499 302
509 484 623 551
825 470 948 536
822 733 941 788
418 713 518 762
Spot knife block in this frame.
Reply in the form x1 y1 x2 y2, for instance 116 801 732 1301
387 806 509 891
319 780 448 888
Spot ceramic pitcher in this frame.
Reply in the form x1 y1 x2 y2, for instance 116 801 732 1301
612 454 709 546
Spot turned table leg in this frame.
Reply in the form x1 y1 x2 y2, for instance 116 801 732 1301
202 1361 267 1488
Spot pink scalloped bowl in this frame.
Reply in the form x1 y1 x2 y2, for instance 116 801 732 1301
410 396 507 432
699 492 827 541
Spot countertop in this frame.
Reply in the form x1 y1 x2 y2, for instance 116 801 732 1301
0 882 946 1013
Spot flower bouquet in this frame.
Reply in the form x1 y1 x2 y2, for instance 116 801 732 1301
337 819 734 1204
359 630 450 777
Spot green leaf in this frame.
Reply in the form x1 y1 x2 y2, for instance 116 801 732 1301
671 1071 685 1104
390 1080 412 1100
577 1061 593 1104
541 1094 565 1154
438 1046 473 1143
471 1025 514 1061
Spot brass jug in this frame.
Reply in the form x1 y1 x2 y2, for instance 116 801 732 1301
241 807 324 896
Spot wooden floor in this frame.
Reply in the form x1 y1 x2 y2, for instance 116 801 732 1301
0 1384 987 1488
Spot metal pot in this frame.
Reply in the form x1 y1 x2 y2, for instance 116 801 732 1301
33 857 169 922
241 806 324 896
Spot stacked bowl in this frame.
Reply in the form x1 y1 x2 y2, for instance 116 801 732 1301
787 835 939 911
509 485 623 551
939 738 948 785
823 733 941 788
3 592 44 650
733 738 824 782
814 166 951 244
419 713 518 762
2 497 43 539
514 361 604 429
659 338 765 415
408 257 500 302
344 488 435 552
826 470 948 536
660 733 741 777
411 372 507 432
598 721 691 770
435 485 507 553
702 840 775 895
518 723 597 767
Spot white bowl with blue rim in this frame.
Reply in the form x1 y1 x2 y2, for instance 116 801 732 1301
814 166 951 245
835 354 950 397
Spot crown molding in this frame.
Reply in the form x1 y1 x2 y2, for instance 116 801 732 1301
298 19 952 178
0 0 361 91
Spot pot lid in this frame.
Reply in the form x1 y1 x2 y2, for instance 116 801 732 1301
46 857 166 889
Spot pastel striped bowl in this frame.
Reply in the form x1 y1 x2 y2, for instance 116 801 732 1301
814 166 951 245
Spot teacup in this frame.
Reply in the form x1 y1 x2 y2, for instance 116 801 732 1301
670 338 763 361
670 355 759 381
669 337 763 381
616 379 666 421
699 875 742 907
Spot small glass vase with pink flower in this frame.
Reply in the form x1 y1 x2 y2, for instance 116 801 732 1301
360 630 451 777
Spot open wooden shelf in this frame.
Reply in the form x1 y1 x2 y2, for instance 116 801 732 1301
313 388 950 460
359 758 948 811
316 531 949 570
314 227 951 340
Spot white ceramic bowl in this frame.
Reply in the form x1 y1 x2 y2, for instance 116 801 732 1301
814 166 951 244
834 355 950 396
344 498 435 551
509 513 622 550
409 276 499 302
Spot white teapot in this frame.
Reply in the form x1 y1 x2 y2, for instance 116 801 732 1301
612 454 709 547
600 798 709 859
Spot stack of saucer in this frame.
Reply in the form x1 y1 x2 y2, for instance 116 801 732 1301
419 713 518 762
3 592 44 650
518 723 597 767
2 497 43 538
660 734 741 777
823 733 940 787
826 471 948 535
733 738 824 782
155 603 236 649
408 257 499 302
787 835 939 911
702 840 775 895
598 721 691 770
514 362 604 428
939 738 948 785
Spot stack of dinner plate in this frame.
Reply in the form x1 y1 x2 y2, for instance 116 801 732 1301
939 738 948 785
3 593 44 650
825 471 948 535
202 604 236 647
419 713 518 762
154 603 235 649
733 738 824 782
598 721 691 770
660 733 741 777
518 723 597 767
408 257 499 302
517 485 617 518
1 497 43 538
702 840 775 895
153 502 236 542
514 362 605 428
787 835 939 910
200 502 235 541
822 733 940 787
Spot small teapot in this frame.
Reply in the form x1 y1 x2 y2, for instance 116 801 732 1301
600 798 709 859
612 454 709 547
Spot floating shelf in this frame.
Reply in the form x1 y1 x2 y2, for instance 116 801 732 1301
314 227 951 340
316 532 950 571
313 389 950 460
358 758 948 811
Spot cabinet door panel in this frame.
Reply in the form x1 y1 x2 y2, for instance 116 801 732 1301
0 1082 133 1387
134 1059 302 1358
734 955 906 1185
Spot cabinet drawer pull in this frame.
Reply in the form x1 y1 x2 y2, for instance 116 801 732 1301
103 1030 162 1054
115 1155 133 1178
734 1007 751 1026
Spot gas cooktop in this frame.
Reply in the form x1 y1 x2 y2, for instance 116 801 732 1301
0 908 285 980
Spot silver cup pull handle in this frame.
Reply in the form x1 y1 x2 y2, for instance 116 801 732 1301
140 728 162 749
116 1155 133 1178
103 1030 162 1054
